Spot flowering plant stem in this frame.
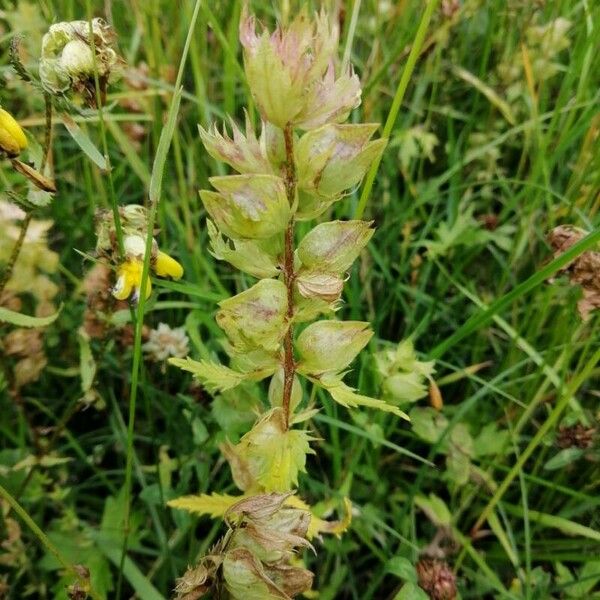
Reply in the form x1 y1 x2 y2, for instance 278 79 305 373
282 124 297 429
115 2 201 597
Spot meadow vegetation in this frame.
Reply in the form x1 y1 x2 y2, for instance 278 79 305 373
0 1 599 599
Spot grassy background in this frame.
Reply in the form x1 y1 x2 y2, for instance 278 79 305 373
1 0 599 598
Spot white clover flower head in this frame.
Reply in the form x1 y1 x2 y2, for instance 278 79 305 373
143 323 189 363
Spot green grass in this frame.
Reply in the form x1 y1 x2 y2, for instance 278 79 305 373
1 0 599 599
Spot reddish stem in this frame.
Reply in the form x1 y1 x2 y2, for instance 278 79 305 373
281 124 297 429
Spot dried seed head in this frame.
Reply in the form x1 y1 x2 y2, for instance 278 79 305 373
557 424 596 449
3 329 44 357
416 558 457 600
547 225 600 320
39 18 122 103
173 556 222 600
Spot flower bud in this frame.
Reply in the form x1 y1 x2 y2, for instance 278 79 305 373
239 8 360 129
174 558 221 600
416 558 457 600
143 323 189 363
0 108 28 158
121 204 149 233
123 233 148 259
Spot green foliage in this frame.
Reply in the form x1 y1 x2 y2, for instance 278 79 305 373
423 206 515 258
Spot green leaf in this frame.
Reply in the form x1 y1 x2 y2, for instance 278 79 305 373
62 114 108 170
385 556 417 583
92 532 166 600
445 446 471 485
149 86 183 203
375 340 435 404
393 339 435 377
566 561 600 597
320 377 409 419
409 407 448 444
167 492 243 519
383 372 429 403
544 447 585 471
0 305 61 328
77 330 96 393
503 503 600 542
452 64 516 125
414 493 451 526
473 423 510 456
393 582 429 600
212 385 263 441
169 357 247 392
423 206 515 258
396 125 439 169
487 510 519 568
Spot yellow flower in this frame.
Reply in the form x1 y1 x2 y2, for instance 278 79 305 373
111 234 183 302
112 259 151 302
154 251 184 279
0 108 28 158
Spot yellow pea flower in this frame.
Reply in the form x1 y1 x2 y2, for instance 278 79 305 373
153 251 184 280
111 234 183 302
112 259 152 302
0 108 28 158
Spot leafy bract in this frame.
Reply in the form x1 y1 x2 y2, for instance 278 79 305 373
207 219 280 278
167 493 242 519
319 376 409 419
223 408 314 493
200 174 291 240
199 114 274 175
168 357 247 392
296 124 386 198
